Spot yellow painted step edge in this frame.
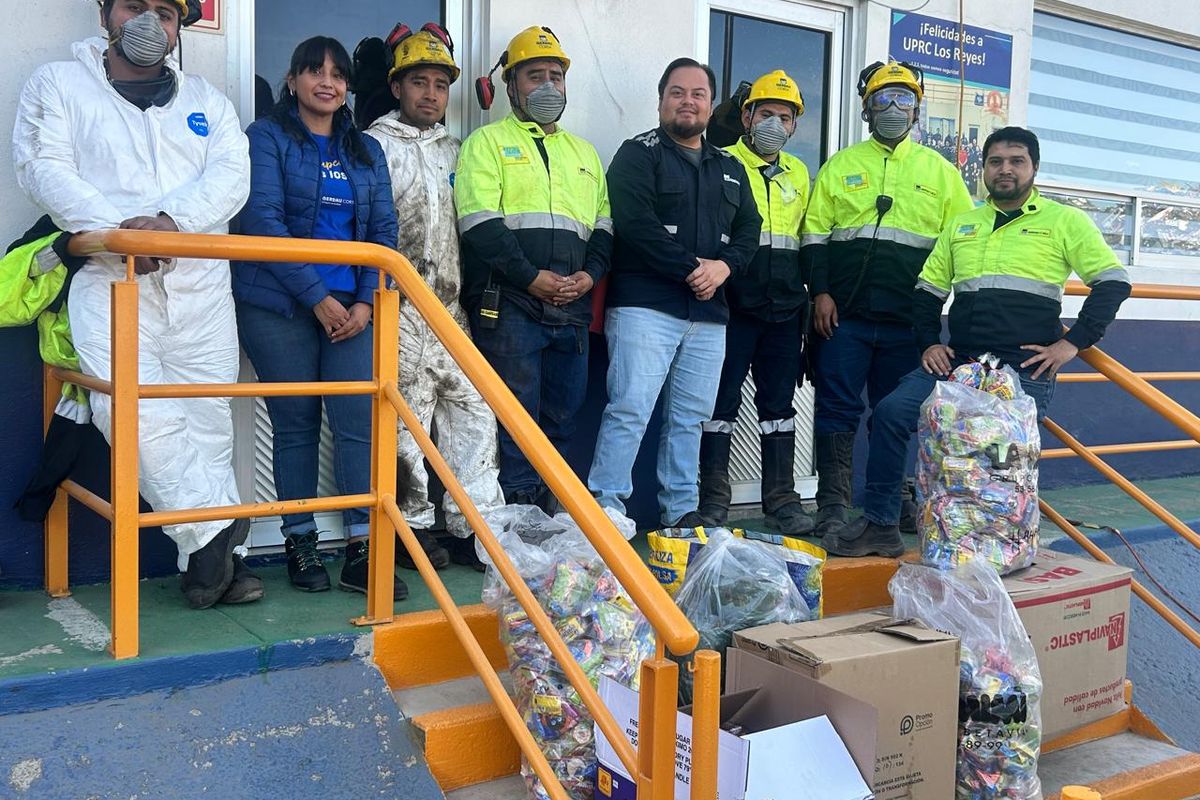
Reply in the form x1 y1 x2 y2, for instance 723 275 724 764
1048 753 1200 800
373 603 508 689
412 701 521 791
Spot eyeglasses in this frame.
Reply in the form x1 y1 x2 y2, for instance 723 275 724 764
867 87 918 112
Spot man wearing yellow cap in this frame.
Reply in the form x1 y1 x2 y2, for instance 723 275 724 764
697 70 814 535
12 0 256 607
455 26 612 511
367 25 505 571
802 60 972 555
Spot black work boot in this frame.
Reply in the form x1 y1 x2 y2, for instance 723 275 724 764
814 432 855 537
339 538 409 600
898 479 919 535
396 529 451 571
181 518 245 610
822 516 906 558
219 554 265 605
761 431 815 536
698 430 734 527
669 511 711 529
448 534 487 573
285 530 331 592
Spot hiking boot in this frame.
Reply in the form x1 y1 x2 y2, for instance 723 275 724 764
898 480 919 535
181 518 243 609
219 554 265 605
698 430 733 527
765 501 816 537
668 510 711 529
285 531 330 592
396 529 450 571
822 516 906 558
814 432 855 537
339 538 408 600
448 534 487 573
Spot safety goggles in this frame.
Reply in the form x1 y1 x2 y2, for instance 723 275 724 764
386 21 455 54
867 87 918 112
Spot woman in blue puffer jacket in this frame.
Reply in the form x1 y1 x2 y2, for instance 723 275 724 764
234 36 402 599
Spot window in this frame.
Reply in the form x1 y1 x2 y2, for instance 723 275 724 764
709 10 833 171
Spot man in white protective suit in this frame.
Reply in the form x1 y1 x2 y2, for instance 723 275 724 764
12 0 258 608
367 24 505 572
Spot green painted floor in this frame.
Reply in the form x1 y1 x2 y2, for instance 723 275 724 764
3 476 1196 681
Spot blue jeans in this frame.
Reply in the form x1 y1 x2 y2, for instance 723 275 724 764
236 293 373 537
812 318 919 435
588 306 726 525
863 364 1056 525
471 298 588 501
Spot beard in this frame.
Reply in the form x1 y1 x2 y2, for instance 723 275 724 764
664 118 707 140
987 174 1036 203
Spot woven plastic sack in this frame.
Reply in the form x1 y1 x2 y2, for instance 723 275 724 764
672 528 811 704
890 560 1043 800
918 358 1041 575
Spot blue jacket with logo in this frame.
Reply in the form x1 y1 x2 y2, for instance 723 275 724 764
234 109 397 317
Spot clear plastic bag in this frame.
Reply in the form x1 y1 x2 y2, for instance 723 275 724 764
918 359 1041 575
672 528 811 704
890 560 1043 800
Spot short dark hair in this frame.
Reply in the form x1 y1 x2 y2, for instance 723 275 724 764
657 57 717 100
983 126 1040 167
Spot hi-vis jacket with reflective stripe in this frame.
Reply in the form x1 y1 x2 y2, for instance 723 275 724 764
802 135 973 324
455 113 612 327
913 188 1131 367
723 137 810 322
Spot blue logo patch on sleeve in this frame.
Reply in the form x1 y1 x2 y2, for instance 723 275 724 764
449 171 456 187
187 112 209 137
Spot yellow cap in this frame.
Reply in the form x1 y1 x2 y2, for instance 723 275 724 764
100 0 200 26
501 26 570 80
389 29 460 83
1060 788 1102 800
743 70 805 116
861 60 923 105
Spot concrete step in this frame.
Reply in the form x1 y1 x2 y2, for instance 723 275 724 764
1040 732 1200 799
445 774 528 800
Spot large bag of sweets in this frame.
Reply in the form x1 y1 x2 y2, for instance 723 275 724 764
891 560 1044 800
918 356 1041 575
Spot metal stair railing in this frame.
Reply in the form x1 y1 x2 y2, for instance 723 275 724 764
51 229 721 800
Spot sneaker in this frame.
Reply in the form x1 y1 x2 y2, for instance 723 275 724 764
668 510 711 529
765 502 816 537
218 555 265 605
821 516 906 558
339 539 409 600
396 529 450 571
447 535 487 573
181 518 244 610
285 531 331 592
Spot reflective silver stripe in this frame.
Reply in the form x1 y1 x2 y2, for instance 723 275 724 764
594 216 614 234
916 279 950 300
955 274 1064 300
801 232 831 246
720 233 730 244
772 233 800 251
702 420 735 434
664 224 678 234
759 418 794 434
458 210 503 233
1088 267 1131 286
829 225 938 250
503 212 592 242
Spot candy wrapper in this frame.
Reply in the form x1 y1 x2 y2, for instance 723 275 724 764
918 355 1041 575
481 506 653 800
891 560 1043 800
672 528 812 705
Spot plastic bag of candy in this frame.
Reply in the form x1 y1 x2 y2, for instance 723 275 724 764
672 528 811 704
918 356 1041 575
890 560 1043 800
481 510 653 800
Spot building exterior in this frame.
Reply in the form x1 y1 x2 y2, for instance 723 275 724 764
2 0 1198 583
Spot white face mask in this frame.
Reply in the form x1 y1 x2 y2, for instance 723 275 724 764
750 115 790 155
524 81 566 124
872 106 912 140
111 9 170 67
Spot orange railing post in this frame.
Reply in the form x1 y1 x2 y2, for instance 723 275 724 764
109 269 140 659
690 651 721 800
638 658 680 800
43 364 70 598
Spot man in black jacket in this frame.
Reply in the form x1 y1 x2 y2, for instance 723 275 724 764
587 58 761 528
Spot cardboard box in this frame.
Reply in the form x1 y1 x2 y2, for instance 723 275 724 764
733 612 959 800
594 654 877 800
1003 549 1133 739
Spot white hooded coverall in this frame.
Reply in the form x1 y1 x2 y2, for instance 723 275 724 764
366 113 504 536
13 38 251 561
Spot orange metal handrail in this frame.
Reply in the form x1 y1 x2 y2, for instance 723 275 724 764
1041 439 1200 459
1057 371 1200 383
1065 280 1200 301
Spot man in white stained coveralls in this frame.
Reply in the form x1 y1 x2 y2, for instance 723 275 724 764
12 0 258 608
368 24 505 571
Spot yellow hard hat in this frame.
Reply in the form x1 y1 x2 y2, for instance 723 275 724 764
500 26 570 81
858 60 924 105
389 29 460 83
743 70 805 116
99 0 201 26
